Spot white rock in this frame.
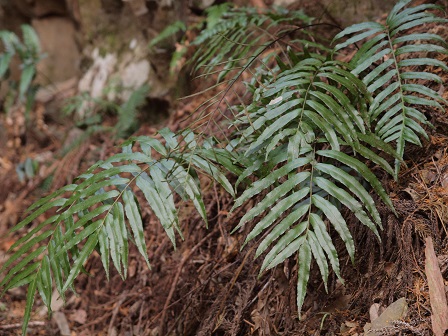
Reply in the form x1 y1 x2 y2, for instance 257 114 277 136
78 49 117 98
160 0 174 8
120 60 150 99
77 49 117 117
273 0 296 6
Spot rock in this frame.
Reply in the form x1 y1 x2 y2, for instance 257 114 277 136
77 48 117 117
65 0 82 24
115 51 169 100
279 0 395 26
36 77 78 104
78 48 117 99
34 0 68 17
124 0 148 16
13 0 68 18
273 0 296 7
368 303 383 322
120 60 150 99
190 0 216 11
101 0 124 13
77 38 170 112
160 0 175 8
364 297 408 335
32 17 80 84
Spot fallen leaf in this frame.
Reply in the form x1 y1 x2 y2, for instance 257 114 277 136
70 309 87 324
441 172 448 191
368 303 382 322
53 312 71 336
425 237 448 336
51 290 64 312
345 321 358 328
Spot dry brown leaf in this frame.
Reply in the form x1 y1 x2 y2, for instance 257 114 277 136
53 312 71 336
70 309 87 324
425 237 448 336
369 303 382 322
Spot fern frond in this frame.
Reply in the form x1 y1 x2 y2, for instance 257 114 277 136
148 20 186 49
0 54 12 79
230 55 393 315
0 24 41 103
237 57 368 157
334 0 447 175
1 129 228 332
115 84 150 138
0 30 19 54
191 6 313 82
20 24 41 58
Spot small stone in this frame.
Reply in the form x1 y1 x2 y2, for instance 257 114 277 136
365 297 408 335
32 17 80 84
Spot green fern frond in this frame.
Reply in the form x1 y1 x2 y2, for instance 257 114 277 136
0 30 19 54
191 6 313 82
148 20 186 49
237 57 368 157
1 129 229 333
229 54 395 315
231 147 386 313
0 24 42 104
115 84 150 138
20 24 41 59
334 0 447 175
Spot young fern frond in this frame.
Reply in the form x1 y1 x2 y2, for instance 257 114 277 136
0 25 42 103
0 31 17 78
334 0 448 175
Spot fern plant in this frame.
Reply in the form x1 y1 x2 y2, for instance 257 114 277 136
229 56 396 313
63 84 150 138
1 1 446 334
0 24 42 115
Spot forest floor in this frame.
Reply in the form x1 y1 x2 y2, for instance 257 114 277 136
1 1 448 335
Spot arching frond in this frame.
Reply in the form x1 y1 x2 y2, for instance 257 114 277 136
191 5 314 83
334 0 448 175
0 129 235 333
230 55 393 314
